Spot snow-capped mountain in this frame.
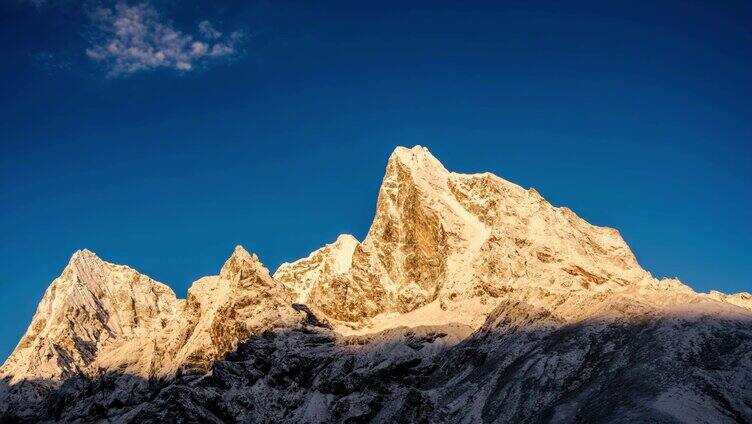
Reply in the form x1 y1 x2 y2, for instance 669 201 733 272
0 246 306 384
0 249 180 383
275 146 750 331
2 146 750 423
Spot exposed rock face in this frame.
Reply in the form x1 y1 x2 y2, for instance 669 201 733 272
0 250 179 383
2 145 751 423
275 146 750 329
1 246 304 386
162 246 301 376
276 235 359 304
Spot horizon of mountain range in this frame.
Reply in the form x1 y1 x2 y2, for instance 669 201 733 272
1 145 750 423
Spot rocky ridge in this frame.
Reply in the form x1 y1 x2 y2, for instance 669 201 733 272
1 246 306 385
275 146 750 331
1 145 750 423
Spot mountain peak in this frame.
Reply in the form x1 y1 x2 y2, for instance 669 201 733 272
279 145 664 324
219 244 271 284
4 146 752 423
1 251 178 383
391 144 430 157
171 246 299 374
71 248 96 258
68 248 100 266
388 145 448 178
231 244 253 259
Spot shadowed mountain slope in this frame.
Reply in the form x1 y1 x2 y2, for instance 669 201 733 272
2 301 750 423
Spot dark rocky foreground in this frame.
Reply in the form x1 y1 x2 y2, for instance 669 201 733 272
2 302 751 424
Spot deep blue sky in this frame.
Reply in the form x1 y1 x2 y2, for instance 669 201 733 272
1 0 750 360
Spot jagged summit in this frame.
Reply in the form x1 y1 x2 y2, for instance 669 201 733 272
2 146 752 423
390 144 431 159
65 248 108 276
1 245 302 383
388 145 449 177
154 245 299 376
276 145 751 333
276 145 654 326
69 247 96 260
219 244 271 283
6 146 750 386
0 249 178 383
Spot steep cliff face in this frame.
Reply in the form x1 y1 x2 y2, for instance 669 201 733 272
276 146 477 321
274 146 715 329
0 250 179 383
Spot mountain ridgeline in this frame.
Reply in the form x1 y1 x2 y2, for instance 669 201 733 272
2 146 751 423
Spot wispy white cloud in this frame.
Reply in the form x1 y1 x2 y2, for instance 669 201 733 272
86 2 242 76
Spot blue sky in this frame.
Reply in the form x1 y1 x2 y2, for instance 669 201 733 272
1 0 750 360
